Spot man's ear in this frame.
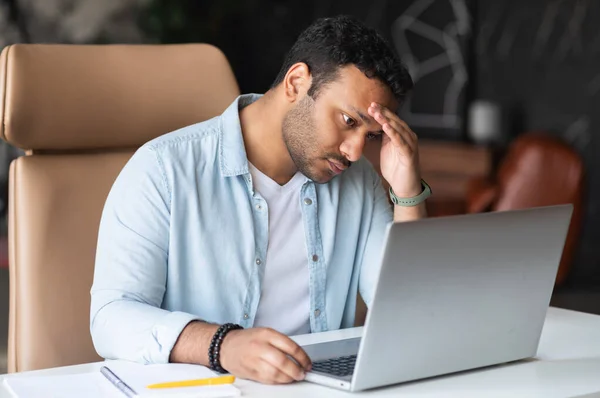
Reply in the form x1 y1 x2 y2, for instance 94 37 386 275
283 62 312 103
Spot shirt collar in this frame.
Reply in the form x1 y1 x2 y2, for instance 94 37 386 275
218 94 262 177
218 93 311 185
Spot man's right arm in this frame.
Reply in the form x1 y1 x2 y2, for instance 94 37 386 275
90 146 200 364
91 146 311 383
169 321 219 365
171 321 312 384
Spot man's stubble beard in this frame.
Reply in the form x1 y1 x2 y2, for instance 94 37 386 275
281 95 325 183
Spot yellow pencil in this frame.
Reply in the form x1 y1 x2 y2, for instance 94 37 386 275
146 375 236 389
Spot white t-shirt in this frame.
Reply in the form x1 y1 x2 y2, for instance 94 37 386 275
249 162 311 336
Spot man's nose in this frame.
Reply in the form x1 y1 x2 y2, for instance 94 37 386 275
340 134 366 163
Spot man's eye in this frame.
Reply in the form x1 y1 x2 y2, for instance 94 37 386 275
366 132 382 141
342 114 356 127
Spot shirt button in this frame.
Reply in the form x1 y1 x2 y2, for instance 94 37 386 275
304 198 313 205
256 259 261 265
243 313 249 319
256 204 262 211
312 254 319 262
314 309 321 317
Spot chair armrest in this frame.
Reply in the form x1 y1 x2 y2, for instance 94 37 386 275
466 177 498 213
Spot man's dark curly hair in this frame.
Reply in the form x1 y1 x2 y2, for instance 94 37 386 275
271 15 413 106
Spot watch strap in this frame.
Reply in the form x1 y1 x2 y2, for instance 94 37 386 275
389 179 432 207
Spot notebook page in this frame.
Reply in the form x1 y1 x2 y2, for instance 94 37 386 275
104 361 241 397
4 362 241 398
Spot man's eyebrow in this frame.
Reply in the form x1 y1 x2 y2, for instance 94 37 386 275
348 106 372 124
348 105 384 134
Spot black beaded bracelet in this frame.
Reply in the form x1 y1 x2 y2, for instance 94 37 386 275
209 323 243 373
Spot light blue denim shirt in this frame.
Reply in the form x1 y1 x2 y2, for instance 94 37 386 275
90 94 393 364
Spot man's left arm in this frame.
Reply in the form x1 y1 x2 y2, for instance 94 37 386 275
393 194 427 222
358 103 428 308
368 102 428 223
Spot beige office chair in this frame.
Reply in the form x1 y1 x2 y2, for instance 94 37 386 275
0 43 239 372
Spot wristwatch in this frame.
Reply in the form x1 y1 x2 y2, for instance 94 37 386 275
389 179 432 207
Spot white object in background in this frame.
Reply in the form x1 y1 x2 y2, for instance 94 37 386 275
468 100 502 144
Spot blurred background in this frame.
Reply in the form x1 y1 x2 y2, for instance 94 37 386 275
1 0 599 372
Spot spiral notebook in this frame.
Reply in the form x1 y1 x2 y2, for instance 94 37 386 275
3 361 241 397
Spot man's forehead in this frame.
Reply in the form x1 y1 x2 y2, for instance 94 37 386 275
324 66 397 110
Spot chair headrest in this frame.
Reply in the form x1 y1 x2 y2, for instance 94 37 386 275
0 43 239 151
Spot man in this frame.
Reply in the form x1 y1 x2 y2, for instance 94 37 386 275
90 15 429 385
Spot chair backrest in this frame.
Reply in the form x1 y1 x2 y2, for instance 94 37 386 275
0 43 240 372
493 133 585 284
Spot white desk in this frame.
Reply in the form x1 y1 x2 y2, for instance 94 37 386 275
2 307 600 397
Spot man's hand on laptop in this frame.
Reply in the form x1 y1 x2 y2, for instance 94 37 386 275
220 327 312 384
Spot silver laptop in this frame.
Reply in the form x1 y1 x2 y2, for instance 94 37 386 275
302 205 573 392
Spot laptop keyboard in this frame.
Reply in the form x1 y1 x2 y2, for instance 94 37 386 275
311 355 357 377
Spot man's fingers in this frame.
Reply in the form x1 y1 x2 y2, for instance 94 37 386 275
382 123 409 149
256 359 296 384
388 122 416 150
369 102 398 124
371 102 405 125
369 105 416 149
369 102 416 133
266 330 312 370
261 348 306 381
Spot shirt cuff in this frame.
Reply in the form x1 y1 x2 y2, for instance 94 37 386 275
149 311 202 364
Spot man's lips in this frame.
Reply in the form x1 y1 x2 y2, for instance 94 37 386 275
328 160 347 174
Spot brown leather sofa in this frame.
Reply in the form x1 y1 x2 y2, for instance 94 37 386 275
0 43 240 372
466 133 585 286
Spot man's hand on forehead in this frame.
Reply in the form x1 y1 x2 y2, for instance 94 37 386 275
368 102 422 198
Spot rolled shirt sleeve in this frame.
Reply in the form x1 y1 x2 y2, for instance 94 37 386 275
90 145 200 364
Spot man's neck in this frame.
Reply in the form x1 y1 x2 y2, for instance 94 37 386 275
240 92 297 186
